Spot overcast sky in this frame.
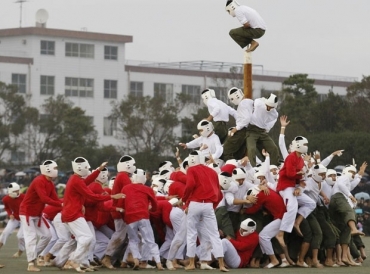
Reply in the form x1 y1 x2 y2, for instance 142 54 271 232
1 0 369 79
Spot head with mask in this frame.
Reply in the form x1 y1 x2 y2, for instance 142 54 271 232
239 218 256 236
117 155 136 174
342 165 357 181
232 168 246 186
291 136 308 154
132 169 146 184
312 164 327 183
263 93 278 111
188 150 205 167
158 161 175 173
40 160 58 179
8 182 20 198
325 169 337 186
96 167 109 184
227 87 244 106
72 157 91 178
225 0 240 17
197 120 214 138
201 88 216 105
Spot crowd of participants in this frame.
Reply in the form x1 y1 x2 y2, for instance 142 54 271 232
0 87 368 272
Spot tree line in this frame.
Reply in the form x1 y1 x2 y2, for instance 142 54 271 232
1 74 370 172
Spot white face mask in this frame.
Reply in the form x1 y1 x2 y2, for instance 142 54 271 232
239 229 250 237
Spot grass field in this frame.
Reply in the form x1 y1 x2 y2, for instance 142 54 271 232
1 231 370 273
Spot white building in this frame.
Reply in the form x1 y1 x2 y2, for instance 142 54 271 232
0 25 357 163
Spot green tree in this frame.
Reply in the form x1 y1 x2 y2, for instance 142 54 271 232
24 95 98 170
0 82 37 164
111 93 190 170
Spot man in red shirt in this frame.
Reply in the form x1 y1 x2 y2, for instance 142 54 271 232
19 160 62 272
58 157 124 272
276 136 316 249
101 155 135 269
219 218 259 268
121 169 163 270
182 150 228 272
0 183 25 259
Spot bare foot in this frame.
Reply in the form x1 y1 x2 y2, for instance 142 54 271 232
157 263 165 270
185 265 195 271
0 264 4 268
166 260 176 270
28 263 41 272
69 261 86 273
12 250 23 258
246 40 259 52
133 258 140 270
101 256 116 269
220 266 229 272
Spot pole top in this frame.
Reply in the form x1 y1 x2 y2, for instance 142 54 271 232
243 51 252 64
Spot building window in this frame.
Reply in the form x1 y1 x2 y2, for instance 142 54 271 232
65 42 94 58
104 117 117 136
40 76 55 95
11 151 25 163
104 46 118 60
130 81 143 97
317 93 328 102
154 83 173 102
209 86 228 103
40 40 55 55
11 73 26 93
182 85 201 104
65 77 94 97
104 80 117 99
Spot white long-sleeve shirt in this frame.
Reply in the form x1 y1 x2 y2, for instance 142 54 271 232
225 181 249 212
250 98 278 132
303 177 322 205
235 99 254 131
332 174 361 198
235 5 267 30
185 133 223 160
207 98 237 122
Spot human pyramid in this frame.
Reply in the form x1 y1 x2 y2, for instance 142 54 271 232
0 0 367 272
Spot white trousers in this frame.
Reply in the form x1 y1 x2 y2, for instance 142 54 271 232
259 219 281 255
86 221 97 261
20 215 51 262
159 226 174 259
167 209 187 260
50 212 74 264
65 217 94 264
127 219 160 263
94 228 110 260
220 239 240 268
40 219 58 256
0 218 24 251
104 218 127 256
186 202 223 258
279 187 316 232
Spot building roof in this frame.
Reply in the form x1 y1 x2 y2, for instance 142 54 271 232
0 27 133 44
125 60 357 88
0 56 33 65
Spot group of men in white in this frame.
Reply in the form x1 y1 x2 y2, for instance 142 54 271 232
0 85 368 272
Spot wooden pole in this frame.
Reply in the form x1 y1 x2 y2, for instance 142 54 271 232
243 52 252 99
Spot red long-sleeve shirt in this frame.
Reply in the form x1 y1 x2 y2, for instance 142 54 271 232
182 165 221 208
19 175 62 217
244 189 286 220
168 172 186 199
276 151 304 192
61 171 111 223
94 199 115 230
2 194 25 220
229 232 259 267
121 183 158 225
84 182 116 223
111 172 131 219
150 200 173 229
43 199 63 221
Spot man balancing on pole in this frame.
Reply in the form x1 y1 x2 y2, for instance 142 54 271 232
225 0 266 52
